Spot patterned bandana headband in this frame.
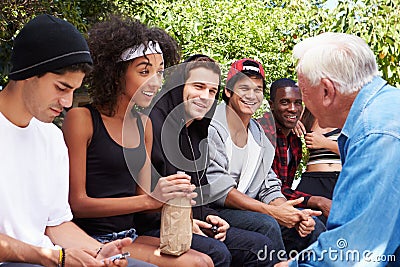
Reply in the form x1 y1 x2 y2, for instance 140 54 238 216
117 41 163 62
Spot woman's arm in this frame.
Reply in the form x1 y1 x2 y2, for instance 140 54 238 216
304 132 340 155
136 114 154 196
136 115 197 205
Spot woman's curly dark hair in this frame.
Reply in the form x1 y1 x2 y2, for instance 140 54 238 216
147 27 180 68
87 15 180 116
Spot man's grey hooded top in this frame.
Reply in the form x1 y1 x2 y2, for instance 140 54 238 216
207 102 285 206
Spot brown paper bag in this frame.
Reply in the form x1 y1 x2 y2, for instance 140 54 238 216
160 197 192 256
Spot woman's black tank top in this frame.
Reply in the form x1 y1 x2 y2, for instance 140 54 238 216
308 128 341 165
73 105 146 236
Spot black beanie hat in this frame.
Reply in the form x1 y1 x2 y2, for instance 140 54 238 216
9 14 93 80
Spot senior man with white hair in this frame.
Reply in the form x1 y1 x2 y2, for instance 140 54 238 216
276 32 400 266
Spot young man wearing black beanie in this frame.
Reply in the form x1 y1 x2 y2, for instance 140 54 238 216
0 14 147 267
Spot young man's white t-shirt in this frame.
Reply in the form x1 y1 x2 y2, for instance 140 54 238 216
229 142 248 183
0 112 73 249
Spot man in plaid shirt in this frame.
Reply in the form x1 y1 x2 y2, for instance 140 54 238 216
259 78 332 219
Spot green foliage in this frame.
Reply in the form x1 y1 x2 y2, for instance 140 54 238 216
0 0 114 86
295 134 310 180
2 0 399 177
2 0 399 88
120 0 306 87
320 0 400 87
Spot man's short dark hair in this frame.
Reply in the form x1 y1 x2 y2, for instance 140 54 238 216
37 63 92 78
269 78 298 102
183 56 221 83
222 72 266 103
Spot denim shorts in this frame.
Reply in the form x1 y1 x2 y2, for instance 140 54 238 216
92 228 138 244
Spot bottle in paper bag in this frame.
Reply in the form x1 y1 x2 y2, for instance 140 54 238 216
160 172 193 256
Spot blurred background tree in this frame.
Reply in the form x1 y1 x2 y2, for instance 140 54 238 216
1 0 399 175
1 0 399 88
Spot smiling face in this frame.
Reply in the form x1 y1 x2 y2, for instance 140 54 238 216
183 67 219 125
22 71 85 123
124 53 164 108
269 86 303 136
226 75 263 118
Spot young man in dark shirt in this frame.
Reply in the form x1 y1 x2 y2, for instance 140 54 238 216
147 55 275 266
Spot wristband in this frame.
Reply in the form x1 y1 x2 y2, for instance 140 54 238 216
61 248 65 267
57 248 65 267
96 245 103 256
58 249 62 266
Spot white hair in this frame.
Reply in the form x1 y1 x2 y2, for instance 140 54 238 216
293 32 378 95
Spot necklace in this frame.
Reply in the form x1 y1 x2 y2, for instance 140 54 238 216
185 126 208 207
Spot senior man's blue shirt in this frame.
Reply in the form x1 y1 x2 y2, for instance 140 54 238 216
289 76 400 266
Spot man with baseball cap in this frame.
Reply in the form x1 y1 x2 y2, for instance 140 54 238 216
207 58 325 258
0 14 141 266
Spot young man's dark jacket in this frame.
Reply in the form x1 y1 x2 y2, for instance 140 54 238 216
135 59 220 233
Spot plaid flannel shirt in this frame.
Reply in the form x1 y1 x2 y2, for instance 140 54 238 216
258 114 311 207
